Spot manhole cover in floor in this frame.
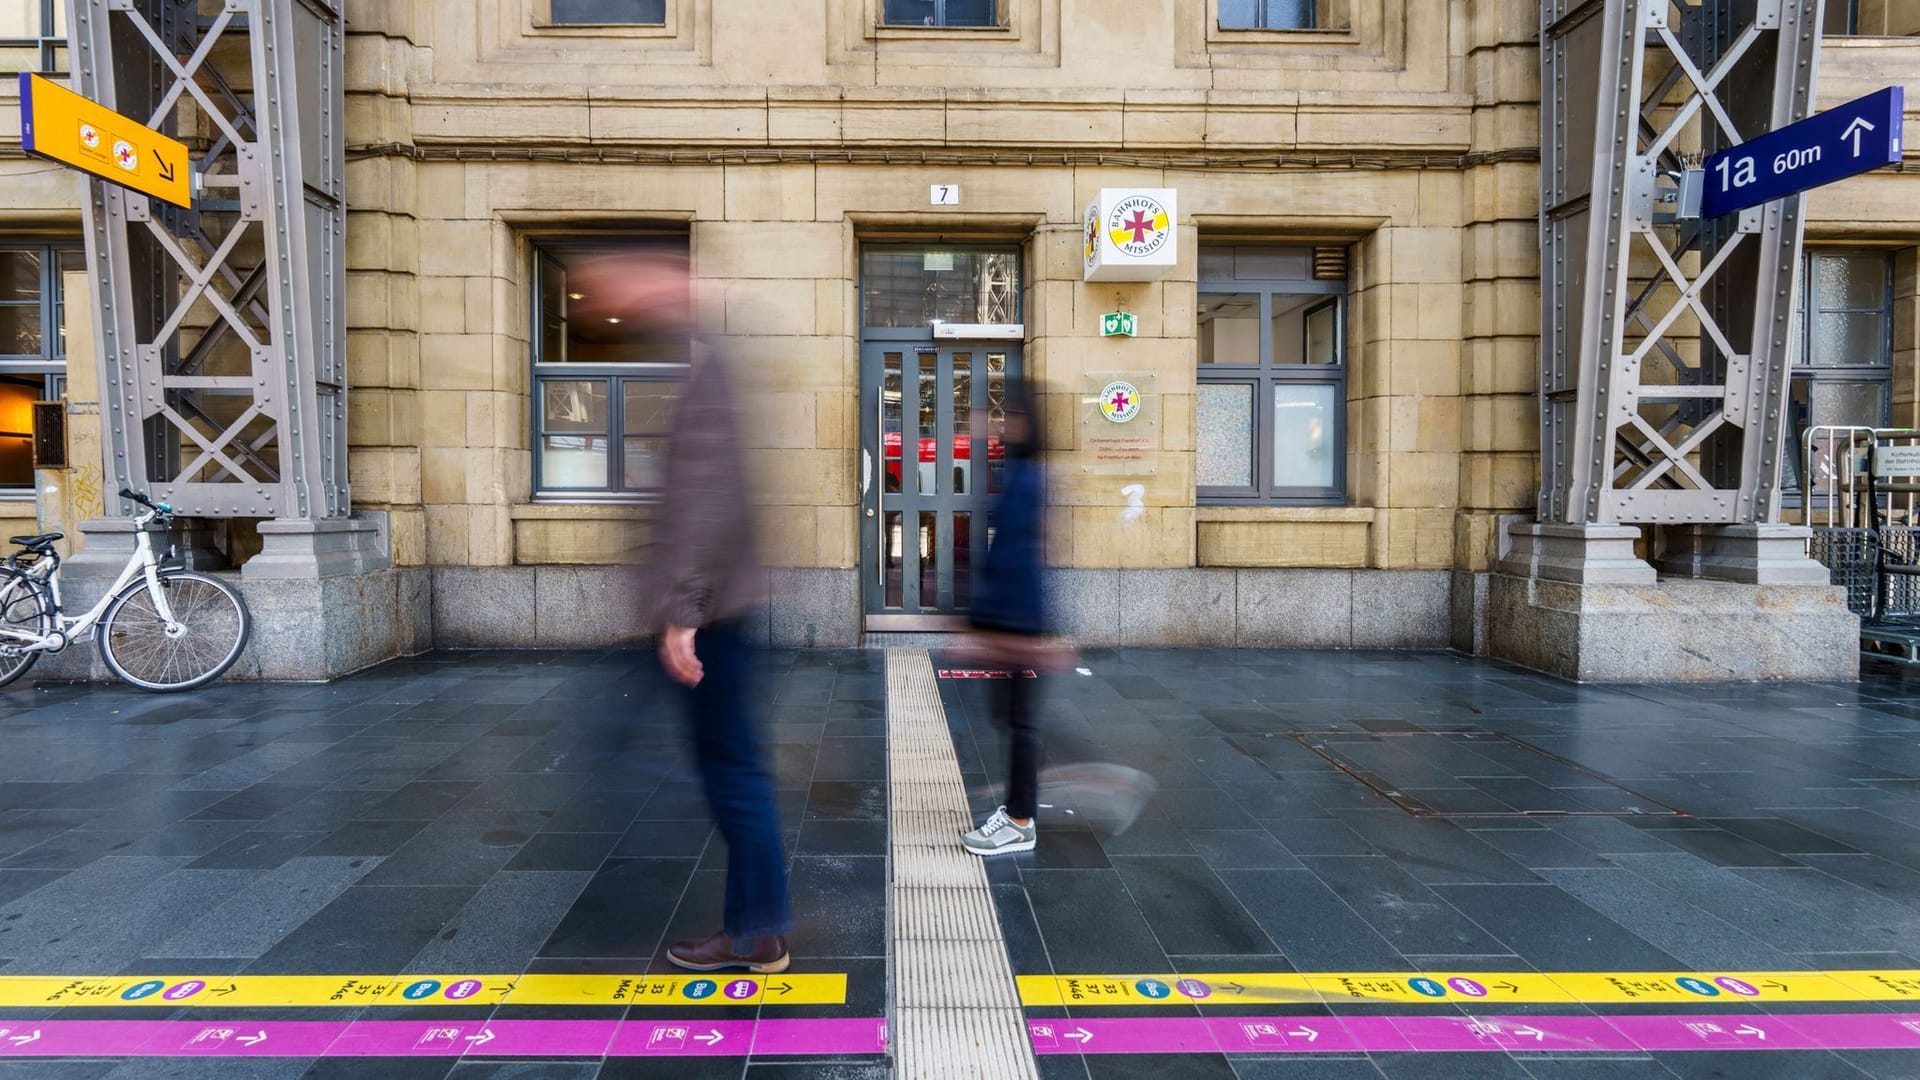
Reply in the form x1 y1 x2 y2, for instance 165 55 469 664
1291 730 1686 818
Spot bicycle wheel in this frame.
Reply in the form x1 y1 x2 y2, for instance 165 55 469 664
0 568 51 690
99 570 250 692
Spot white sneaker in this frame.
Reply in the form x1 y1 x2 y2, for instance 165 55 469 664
961 806 1036 856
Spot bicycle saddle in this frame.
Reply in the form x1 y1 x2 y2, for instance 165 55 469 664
9 533 62 550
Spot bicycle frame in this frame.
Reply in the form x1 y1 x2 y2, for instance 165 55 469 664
0 509 181 653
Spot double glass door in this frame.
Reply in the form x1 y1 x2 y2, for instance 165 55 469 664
861 340 1022 625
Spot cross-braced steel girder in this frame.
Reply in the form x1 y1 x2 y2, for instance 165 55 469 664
69 0 347 520
1540 0 1824 527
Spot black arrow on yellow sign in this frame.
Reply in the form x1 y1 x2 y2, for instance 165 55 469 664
156 155 176 183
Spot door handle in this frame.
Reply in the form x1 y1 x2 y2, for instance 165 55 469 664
876 387 885 591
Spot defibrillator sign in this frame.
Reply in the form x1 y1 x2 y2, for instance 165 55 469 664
18 73 193 209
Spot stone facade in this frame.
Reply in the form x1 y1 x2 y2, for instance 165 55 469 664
0 1 1915 672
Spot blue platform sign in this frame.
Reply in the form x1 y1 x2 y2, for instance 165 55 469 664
1700 86 1904 218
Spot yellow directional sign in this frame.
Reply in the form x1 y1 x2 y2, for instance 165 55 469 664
0 972 847 1008
17 72 192 209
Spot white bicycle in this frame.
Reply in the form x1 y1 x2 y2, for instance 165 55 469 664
0 489 251 692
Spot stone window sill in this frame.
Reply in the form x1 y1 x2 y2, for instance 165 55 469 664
1195 506 1374 523
512 503 654 520
870 24 1018 42
528 21 676 38
1207 26 1359 47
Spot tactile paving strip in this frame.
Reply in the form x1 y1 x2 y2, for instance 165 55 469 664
886 649 1039 1080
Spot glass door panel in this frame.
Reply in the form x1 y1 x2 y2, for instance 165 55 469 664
862 341 1021 621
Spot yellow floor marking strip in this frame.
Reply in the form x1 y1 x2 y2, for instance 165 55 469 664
1023 970 1920 1007
0 973 846 1008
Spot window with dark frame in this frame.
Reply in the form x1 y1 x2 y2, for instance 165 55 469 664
1195 244 1348 505
881 0 1006 28
0 1 66 74
530 237 689 499
546 0 666 25
0 242 79 495
1783 249 1895 499
1218 0 1317 30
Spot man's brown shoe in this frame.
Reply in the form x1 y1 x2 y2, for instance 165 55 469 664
667 932 791 973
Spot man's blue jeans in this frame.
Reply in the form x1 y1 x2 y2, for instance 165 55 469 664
685 620 792 940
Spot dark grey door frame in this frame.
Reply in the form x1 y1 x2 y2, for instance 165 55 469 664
859 330 1021 630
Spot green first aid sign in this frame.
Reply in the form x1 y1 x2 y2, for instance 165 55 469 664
1101 312 1137 337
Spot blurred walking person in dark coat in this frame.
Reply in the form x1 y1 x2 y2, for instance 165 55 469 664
627 254 791 974
959 389 1063 856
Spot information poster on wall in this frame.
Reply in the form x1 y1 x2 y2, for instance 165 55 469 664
1079 373 1157 476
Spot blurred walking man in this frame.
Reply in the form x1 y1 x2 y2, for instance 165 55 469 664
645 260 792 974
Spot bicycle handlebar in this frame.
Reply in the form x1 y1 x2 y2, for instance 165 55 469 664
119 489 173 515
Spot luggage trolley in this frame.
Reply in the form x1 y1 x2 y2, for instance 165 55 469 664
1803 426 1920 663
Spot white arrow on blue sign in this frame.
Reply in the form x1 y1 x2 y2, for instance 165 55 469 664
1700 85 1904 218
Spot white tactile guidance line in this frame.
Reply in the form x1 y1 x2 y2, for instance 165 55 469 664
886 649 1040 1079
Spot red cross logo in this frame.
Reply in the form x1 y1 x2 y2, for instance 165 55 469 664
116 146 134 165
1109 389 1132 412
1121 210 1156 245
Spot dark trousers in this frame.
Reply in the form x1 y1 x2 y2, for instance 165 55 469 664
684 620 791 940
999 674 1040 820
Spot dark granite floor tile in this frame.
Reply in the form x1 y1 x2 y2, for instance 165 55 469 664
1216 867 1407 971
1336 812 1544 885
404 870 591 973
812 736 886 782
187 829 329 870
1111 855 1278 956
1187 830 1301 870
788 855 886 958
1649 1051 1871 1079
613 819 716 860
304 817 430 856
1796 854 1920 912
1297 855 1510 957
357 780 480 820
1469 826 1612 869
804 781 887 820
1227 1061 1388 1080
246 883 477 973
1606 852 1882 954
794 819 887 858
1261 818 1381 858
1428 883 1682 970
1538 866 1802 970
1706 817 1862 855
1025 868 1174 973
504 831 621 871
538 857 697 959
355 809 544 887
1372 1058 1536 1080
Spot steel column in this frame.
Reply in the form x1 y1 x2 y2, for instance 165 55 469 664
1538 0 1825 528
68 0 347 521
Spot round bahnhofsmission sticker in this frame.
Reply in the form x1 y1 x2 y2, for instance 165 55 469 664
1100 381 1142 423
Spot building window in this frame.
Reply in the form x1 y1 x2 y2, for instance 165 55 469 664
1784 249 1894 497
1218 0 1316 30
546 0 666 25
1824 0 1858 34
1195 245 1347 504
531 237 688 499
882 0 1007 28
860 247 1021 328
0 0 66 74
0 243 80 494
